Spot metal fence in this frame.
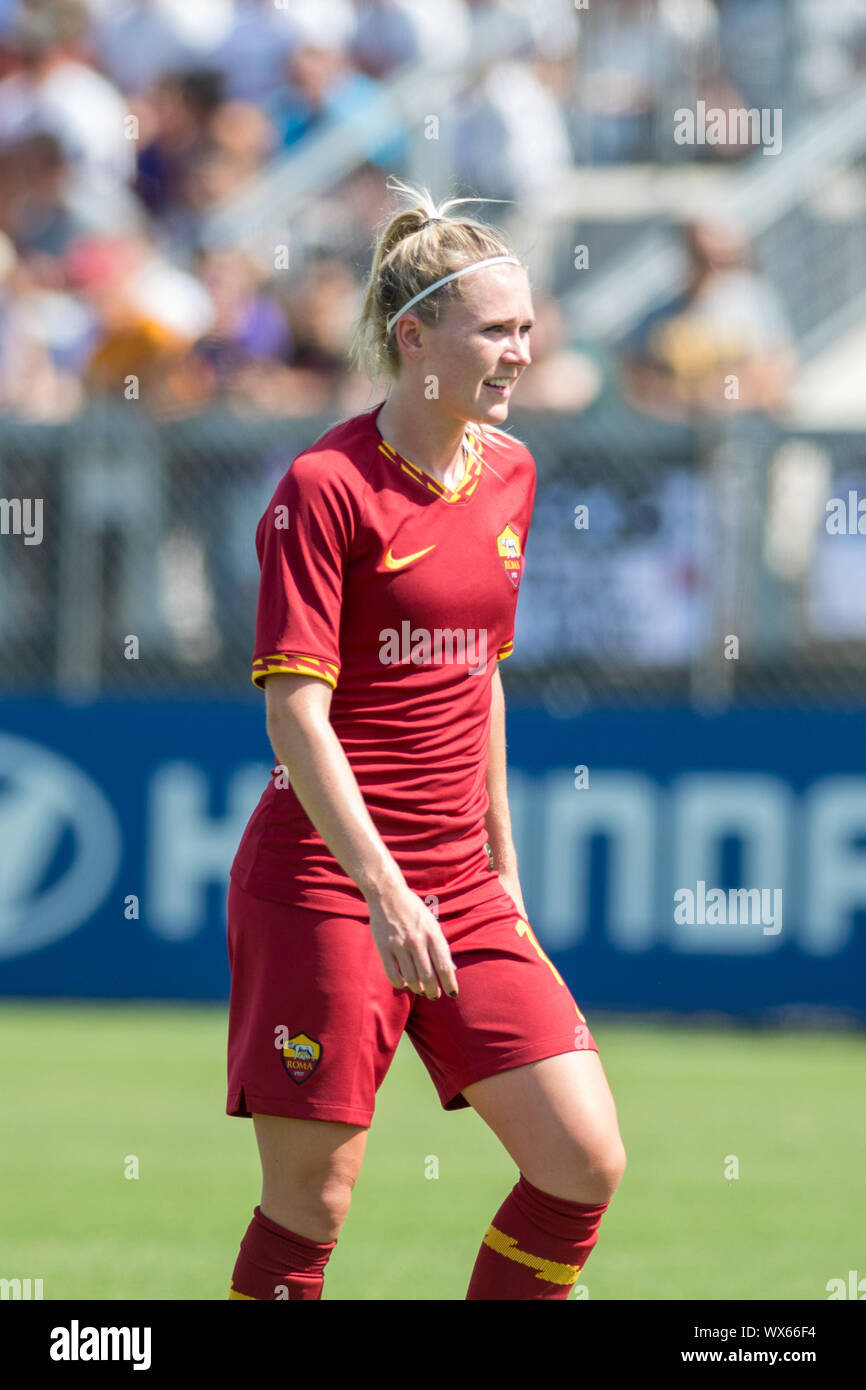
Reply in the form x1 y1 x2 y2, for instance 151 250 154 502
2 402 866 709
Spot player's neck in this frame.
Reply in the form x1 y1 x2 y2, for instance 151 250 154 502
376 396 468 490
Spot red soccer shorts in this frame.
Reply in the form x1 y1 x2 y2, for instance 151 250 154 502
226 876 598 1127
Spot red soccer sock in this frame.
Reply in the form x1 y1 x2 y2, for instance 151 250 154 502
229 1205 337 1300
465 1174 609 1300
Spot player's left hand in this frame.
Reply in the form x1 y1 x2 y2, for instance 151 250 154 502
497 867 528 921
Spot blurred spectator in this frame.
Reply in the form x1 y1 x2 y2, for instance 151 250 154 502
456 0 578 196
178 99 275 229
622 219 797 422
0 0 844 435
184 248 294 412
87 0 194 95
351 0 470 79
0 0 134 187
0 0 18 35
269 0 357 56
266 17 407 169
0 131 93 256
134 68 224 219
283 254 360 369
154 250 366 418
454 54 574 201
210 0 301 102
0 226 87 419
522 0 580 107
64 230 214 410
570 0 674 162
714 0 789 115
266 159 389 271
794 0 866 107
133 70 275 257
125 0 236 60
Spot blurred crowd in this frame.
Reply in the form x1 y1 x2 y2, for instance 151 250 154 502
0 0 859 422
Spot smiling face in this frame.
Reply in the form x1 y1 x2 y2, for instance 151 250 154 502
394 262 534 421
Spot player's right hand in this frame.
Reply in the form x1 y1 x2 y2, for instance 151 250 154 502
366 880 458 1001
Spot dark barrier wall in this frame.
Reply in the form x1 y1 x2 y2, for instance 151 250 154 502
0 699 864 1020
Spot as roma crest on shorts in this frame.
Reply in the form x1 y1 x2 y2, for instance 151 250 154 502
496 524 522 589
281 1032 321 1085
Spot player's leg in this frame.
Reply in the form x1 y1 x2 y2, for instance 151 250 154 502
462 1049 626 1204
225 878 410 1299
229 1115 368 1300
460 1052 625 1300
253 1113 368 1242
406 895 624 1299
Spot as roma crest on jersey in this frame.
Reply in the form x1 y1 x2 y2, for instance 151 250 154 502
496 524 522 589
281 1032 321 1085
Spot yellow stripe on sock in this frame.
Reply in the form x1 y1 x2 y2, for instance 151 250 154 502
483 1224 581 1285
229 1285 256 1299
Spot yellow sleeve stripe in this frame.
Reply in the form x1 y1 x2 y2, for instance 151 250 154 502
252 652 339 676
251 653 339 691
497 641 514 661
228 1285 256 1300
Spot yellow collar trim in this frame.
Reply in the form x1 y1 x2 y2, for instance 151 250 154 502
378 427 484 503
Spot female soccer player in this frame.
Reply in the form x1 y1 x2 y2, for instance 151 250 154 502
225 178 626 1300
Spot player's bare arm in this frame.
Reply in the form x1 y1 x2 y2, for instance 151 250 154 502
484 665 527 919
264 671 458 1001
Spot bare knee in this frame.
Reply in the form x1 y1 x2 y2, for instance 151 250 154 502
525 1137 627 1205
581 1138 627 1202
253 1116 366 1243
261 1167 357 1242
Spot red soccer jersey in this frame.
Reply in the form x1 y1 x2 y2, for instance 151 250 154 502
230 401 536 917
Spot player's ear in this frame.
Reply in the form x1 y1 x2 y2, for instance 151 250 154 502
395 311 426 358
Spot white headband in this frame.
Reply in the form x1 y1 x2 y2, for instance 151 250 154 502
386 255 521 335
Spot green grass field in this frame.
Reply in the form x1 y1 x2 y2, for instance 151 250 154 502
1 1002 861 1300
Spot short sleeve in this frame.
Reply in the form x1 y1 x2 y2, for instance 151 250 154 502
251 454 354 691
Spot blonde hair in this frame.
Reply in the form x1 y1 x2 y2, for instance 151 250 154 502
349 177 525 389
